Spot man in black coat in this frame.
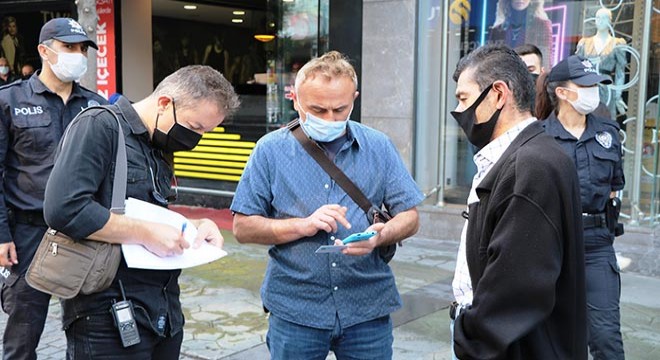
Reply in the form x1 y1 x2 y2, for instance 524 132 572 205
449 45 587 360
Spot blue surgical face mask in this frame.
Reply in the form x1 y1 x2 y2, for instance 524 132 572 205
299 104 352 142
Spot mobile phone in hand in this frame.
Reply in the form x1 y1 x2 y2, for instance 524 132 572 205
342 231 377 244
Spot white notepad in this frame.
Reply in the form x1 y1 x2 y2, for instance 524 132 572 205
121 197 227 270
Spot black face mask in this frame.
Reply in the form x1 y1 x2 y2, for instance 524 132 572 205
152 99 202 152
530 72 540 84
450 83 502 151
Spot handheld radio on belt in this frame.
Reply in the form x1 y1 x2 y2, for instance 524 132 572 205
110 280 141 347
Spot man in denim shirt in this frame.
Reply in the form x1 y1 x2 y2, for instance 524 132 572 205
231 51 424 360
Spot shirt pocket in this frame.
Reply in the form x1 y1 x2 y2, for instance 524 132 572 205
126 165 150 200
11 111 56 160
590 146 618 184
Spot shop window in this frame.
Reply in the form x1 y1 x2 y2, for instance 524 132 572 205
267 0 329 126
416 1 659 225
152 1 268 191
0 2 77 81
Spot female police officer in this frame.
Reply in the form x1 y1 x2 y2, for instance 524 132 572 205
535 55 625 360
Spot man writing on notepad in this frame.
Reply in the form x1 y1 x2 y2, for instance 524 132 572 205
43 65 239 359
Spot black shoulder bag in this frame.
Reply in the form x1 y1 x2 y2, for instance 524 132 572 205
288 120 398 263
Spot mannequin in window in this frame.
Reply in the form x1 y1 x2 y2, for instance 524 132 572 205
174 35 198 69
1 16 25 75
576 7 627 118
489 0 553 69
203 35 229 75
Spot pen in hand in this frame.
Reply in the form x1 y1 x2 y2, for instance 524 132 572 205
181 222 187 236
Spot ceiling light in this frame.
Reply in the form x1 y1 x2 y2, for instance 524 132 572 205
232 19 244 23
233 10 245 15
254 34 275 42
183 5 197 10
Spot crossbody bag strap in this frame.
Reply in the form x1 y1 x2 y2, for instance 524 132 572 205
61 106 127 214
287 119 372 214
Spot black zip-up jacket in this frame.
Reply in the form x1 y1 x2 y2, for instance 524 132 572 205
453 121 587 360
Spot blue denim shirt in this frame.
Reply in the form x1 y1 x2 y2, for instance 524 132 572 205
231 121 424 330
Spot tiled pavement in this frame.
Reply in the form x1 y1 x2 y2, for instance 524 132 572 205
1 206 659 359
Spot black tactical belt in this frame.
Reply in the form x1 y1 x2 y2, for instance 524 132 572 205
582 212 607 229
12 209 47 227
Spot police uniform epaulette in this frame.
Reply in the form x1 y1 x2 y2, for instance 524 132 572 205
77 85 98 96
0 78 23 91
591 113 621 130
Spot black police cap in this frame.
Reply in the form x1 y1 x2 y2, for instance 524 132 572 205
39 18 98 50
548 55 612 86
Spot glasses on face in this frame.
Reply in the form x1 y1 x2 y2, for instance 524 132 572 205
148 165 178 207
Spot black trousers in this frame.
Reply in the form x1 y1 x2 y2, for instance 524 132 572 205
1 222 51 360
584 226 625 360
65 312 183 360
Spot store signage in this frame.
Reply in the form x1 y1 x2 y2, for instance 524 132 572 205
96 0 116 99
427 0 440 27
449 0 471 25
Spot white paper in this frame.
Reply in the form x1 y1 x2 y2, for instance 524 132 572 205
121 197 227 270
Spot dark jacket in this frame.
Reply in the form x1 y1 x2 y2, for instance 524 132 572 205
44 97 183 337
453 121 587 360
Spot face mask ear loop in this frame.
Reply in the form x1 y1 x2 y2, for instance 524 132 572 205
171 98 178 124
43 45 56 66
154 111 161 135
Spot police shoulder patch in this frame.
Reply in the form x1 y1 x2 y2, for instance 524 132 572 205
88 99 100 107
595 131 612 149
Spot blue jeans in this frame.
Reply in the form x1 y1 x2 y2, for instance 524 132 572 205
266 314 393 360
65 312 182 360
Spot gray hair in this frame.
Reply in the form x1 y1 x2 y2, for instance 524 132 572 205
294 51 358 92
453 45 535 114
153 65 240 117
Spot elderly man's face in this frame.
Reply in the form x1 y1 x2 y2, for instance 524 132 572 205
294 75 358 123
454 68 498 125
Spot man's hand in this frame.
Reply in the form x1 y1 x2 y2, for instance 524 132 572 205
190 218 224 249
303 204 351 236
142 224 190 257
0 242 18 267
336 222 387 257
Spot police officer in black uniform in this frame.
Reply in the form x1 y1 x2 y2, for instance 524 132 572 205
536 55 625 360
0 18 106 360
